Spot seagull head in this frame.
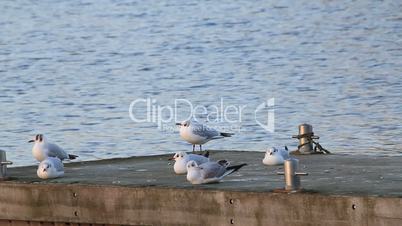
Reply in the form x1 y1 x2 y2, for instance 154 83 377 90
266 147 279 156
168 151 187 161
28 134 47 144
175 120 190 127
186 160 199 170
41 162 52 172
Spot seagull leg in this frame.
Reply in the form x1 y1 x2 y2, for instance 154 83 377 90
199 145 202 152
192 144 195 152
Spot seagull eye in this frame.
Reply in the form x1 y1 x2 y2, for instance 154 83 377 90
191 163 195 167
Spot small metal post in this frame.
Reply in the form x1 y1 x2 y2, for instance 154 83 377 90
0 150 13 180
277 158 308 191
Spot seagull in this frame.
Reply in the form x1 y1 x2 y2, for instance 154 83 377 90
37 157 64 179
176 120 233 152
29 134 78 162
186 160 247 184
168 151 210 174
262 146 289 166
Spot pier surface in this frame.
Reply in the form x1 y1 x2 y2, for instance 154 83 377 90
1 151 402 226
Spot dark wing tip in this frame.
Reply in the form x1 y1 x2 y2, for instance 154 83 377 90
217 159 229 166
68 154 78 160
226 163 247 173
220 132 234 137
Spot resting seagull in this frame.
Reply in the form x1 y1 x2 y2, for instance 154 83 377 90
29 134 78 161
37 157 64 179
176 120 233 152
168 151 210 174
262 146 289 166
186 160 247 184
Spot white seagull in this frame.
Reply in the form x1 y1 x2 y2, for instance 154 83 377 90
168 151 210 174
29 134 78 162
37 157 64 179
262 146 290 166
176 120 233 152
186 160 246 184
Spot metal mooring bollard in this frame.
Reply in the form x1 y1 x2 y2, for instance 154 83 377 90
292 123 330 154
296 124 314 153
277 158 308 191
0 150 13 180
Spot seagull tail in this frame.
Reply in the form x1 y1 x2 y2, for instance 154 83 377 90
68 154 78 160
225 163 247 176
220 132 234 137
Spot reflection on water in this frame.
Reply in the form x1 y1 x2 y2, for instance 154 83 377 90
1 0 402 166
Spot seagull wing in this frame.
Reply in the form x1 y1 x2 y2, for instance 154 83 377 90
47 143 69 160
188 154 209 164
191 124 221 139
49 157 64 172
199 162 227 179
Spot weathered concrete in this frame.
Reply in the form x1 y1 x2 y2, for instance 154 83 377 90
0 151 401 226
7 151 402 196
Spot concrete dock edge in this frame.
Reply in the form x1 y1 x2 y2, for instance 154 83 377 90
0 183 401 226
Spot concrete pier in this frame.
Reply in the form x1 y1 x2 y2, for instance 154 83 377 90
1 151 401 226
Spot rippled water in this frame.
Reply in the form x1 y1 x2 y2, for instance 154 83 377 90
1 0 402 166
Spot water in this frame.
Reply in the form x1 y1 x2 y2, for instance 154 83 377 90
1 0 402 166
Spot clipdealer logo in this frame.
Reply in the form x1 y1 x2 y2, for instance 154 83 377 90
128 97 275 132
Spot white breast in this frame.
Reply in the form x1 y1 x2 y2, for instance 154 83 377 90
174 159 188 174
262 154 285 166
32 144 47 162
180 126 208 144
186 169 202 184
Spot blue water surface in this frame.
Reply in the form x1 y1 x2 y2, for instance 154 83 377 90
1 0 402 166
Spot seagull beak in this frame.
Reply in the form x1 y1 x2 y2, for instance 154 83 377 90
269 152 272 156
168 157 175 161
28 140 34 143
175 123 181 126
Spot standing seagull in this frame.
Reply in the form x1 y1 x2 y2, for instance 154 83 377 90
29 134 78 161
176 120 233 152
186 160 247 184
37 157 64 179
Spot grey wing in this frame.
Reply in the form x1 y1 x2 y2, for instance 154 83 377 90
192 124 220 139
200 162 226 179
45 157 64 172
189 154 209 164
47 143 68 160
51 158 64 172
